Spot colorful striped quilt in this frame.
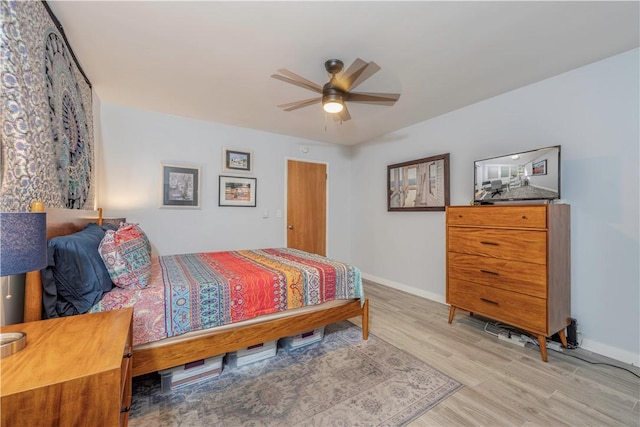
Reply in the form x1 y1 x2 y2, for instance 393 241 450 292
161 248 363 337
92 248 363 345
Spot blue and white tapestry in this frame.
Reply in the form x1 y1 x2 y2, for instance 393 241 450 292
1 0 94 211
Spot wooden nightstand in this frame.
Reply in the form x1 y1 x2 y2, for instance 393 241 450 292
1 308 133 426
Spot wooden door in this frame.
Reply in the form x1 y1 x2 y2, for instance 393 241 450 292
287 160 326 256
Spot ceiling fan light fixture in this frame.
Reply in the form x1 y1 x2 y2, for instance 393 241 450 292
323 100 344 113
322 85 344 113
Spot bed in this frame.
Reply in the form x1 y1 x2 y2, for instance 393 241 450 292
23 206 369 377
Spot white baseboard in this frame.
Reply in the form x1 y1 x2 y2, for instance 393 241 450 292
362 273 639 367
580 338 640 367
361 273 446 305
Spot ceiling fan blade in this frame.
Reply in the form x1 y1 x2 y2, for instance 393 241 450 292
342 59 382 92
347 92 400 106
277 97 321 111
331 104 351 122
333 58 367 91
271 73 323 94
275 69 323 92
347 61 382 91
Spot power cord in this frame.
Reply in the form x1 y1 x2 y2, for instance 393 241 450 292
561 349 640 379
520 332 640 379
483 321 640 379
483 322 500 337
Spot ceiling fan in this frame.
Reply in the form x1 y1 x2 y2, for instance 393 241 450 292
271 58 400 122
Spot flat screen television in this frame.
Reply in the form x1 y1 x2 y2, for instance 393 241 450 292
474 145 561 203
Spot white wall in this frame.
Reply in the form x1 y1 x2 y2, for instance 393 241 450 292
96 49 638 365
96 103 354 263
350 49 639 365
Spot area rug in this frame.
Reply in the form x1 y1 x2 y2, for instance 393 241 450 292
129 321 462 426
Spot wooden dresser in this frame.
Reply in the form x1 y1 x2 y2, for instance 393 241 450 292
1 308 133 426
446 204 570 361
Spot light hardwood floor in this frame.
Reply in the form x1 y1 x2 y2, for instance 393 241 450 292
352 281 640 426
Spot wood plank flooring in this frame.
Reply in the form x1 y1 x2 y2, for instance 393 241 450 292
351 281 639 426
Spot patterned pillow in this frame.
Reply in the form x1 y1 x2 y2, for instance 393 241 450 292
98 223 152 290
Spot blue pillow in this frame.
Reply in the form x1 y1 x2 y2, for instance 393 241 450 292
41 223 114 317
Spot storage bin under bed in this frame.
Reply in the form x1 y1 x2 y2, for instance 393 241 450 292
159 354 224 392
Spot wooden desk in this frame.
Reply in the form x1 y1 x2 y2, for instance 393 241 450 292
1 309 133 426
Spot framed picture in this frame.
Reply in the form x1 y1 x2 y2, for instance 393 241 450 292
532 159 547 176
222 148 253 173
162 164 201 208
387 153 450 211
219 175 256 207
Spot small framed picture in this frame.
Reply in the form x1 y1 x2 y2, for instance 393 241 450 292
222 148 253 173
532 159 547 176
161 163 201 208
219 175 256 207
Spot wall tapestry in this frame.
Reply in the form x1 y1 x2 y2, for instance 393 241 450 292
1 0 94 211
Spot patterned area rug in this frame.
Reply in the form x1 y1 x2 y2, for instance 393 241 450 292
129 321 462 426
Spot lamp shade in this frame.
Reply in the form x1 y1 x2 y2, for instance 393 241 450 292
0 212 47 276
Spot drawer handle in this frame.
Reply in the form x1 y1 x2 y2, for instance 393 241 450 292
121 406 131 413
480 298 499 305
124 352 133 359
522 215 528 220
480 241 499 246
480 269 499 276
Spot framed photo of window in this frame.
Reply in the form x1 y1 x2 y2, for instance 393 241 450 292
161 163 200 208
219 175 257 207
387 153 450 211
222 148 253 174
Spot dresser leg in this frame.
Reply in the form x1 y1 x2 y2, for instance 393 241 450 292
557 329 568 348
538 335 548 362
448 306 456 324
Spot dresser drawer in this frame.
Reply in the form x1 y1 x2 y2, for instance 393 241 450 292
447 277 546 333
120 347 132 410
447 206 547 229
120 318 133 426
448 252 547 298
120 329 132 387
448 227 546 264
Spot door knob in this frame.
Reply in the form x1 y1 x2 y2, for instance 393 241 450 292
288 225 294 230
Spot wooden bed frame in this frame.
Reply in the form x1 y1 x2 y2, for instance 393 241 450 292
23 206 369 377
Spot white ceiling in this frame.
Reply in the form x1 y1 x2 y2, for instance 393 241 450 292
46 1 639 146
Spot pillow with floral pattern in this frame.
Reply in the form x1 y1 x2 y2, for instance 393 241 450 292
98 223 152 290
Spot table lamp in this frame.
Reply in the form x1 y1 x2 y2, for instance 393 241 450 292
0 211 47 358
